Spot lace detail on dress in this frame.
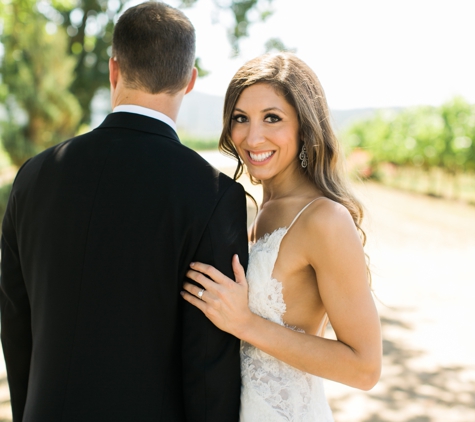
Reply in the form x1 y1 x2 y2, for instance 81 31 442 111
240 199 333 422
247 228 287 325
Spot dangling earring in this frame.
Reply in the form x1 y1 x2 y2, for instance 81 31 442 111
299 144 308 168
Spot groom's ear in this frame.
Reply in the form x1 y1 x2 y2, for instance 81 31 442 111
184 67 198 95
109 58 120 89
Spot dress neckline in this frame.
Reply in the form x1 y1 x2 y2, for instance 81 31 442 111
251 197 324 247
248 196 327 333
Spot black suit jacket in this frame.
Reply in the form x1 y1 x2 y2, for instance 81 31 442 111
0 112 248 421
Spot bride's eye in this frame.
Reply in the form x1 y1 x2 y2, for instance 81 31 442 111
264 114 281 123
232 114 248 123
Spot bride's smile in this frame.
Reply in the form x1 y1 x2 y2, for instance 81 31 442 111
247 150 275 163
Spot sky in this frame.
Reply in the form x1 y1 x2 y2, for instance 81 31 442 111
159 0 475 110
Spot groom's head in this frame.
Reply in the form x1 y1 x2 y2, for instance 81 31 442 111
112 1 196 94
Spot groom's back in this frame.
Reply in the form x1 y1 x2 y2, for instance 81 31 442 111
1 113 247 421
1 4 248 420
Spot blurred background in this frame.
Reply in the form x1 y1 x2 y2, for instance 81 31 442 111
0 0 474 421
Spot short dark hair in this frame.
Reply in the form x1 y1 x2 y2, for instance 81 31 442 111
112 1 195 94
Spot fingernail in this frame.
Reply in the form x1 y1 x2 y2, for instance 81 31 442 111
190 262 195 267
180 291 185 296
235 254 240 263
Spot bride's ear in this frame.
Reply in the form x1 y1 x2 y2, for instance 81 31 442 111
185 67 198 95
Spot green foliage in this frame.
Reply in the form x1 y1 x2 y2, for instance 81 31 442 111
180 0 274 54
0 182 12 228
343 97 475 178
439 97 475 173
264 37 296 54
59 0 125 125
0 144 11 170
194 57 210 78
180 137 219 151
0 1 81 167
229 0 259 49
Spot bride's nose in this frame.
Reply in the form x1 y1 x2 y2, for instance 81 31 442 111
245 122 266 147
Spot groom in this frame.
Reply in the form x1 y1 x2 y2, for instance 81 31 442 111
0 2 248 421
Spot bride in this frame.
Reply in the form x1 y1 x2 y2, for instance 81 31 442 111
182 53 382 421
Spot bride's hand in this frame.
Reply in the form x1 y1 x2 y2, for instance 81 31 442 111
181 254 253 338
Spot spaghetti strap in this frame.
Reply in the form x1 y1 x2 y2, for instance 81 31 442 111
287 197 325 231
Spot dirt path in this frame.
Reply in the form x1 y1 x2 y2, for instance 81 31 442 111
326 182 475 422
0 153 474 421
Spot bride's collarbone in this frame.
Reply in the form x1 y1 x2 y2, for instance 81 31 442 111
254 196 322 242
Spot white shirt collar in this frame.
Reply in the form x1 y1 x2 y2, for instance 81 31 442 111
113 105 177 132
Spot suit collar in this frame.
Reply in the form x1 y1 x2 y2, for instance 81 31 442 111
96 112 181 144
112 105 177 131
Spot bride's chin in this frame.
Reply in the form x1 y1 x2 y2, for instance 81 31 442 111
243 163 273 181
247 170 270 181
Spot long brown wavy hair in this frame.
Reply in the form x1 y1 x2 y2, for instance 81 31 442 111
219 53 369 258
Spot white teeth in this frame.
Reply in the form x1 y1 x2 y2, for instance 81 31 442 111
249 151 274 162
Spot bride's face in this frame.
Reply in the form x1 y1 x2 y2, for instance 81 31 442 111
230 83 300 182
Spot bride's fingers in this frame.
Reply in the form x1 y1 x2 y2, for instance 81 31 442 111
186 269 219 293
189 262 231 285
182 281 215 301
181 289 207 312
232 254 247 285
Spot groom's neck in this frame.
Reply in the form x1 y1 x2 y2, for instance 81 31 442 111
111 87 185 123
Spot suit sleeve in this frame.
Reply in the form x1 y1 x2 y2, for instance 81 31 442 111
182 181 249 422
0 184 32 422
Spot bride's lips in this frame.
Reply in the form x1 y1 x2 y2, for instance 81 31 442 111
246 150 275 165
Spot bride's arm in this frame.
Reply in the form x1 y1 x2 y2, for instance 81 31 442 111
182 201 382 390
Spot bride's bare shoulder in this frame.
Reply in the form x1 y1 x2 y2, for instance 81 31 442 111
296 197 359 245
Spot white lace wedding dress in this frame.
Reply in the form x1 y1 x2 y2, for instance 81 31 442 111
240 199 334 422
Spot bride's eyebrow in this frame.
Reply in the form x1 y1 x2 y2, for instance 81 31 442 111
233 107 287 115
262 107 285 114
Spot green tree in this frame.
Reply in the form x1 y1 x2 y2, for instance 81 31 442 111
57 0 119 125
0 0 81 166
